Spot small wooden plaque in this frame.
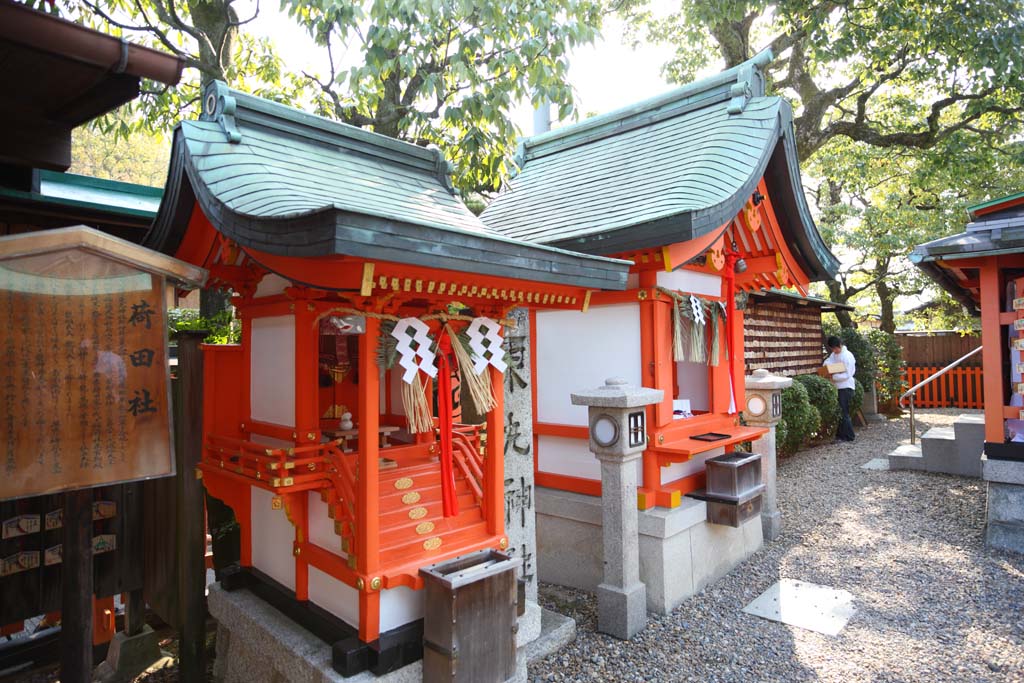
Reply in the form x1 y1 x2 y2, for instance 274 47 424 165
1014 297 1024 310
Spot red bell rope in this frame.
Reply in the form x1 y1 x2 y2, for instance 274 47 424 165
724 251 739 415
435 332 459 517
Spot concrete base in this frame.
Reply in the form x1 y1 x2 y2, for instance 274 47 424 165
93 626 164 683
983 455 1024 554
596 582 646 640
536 487 763 615
887 414 983 478
209 584 568 682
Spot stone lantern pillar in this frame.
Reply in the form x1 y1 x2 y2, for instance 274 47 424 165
571 378 664 640
743 368 792 541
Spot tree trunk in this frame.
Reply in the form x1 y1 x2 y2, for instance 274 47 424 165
825 280 857 328
876 277 897 334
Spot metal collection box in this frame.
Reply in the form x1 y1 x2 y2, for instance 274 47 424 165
705 452 763 501
705 490 763 527
420 549 522 683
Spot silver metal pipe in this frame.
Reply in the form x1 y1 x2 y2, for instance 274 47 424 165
899 345 981 445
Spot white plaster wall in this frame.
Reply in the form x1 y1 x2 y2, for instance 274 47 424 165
308 566 360 629
656 269 722 297
307 491 347 557
253 274 291 298
379 586 425 632
537 435 600 480
660 447 724 486
251 315 295 426
250 486 296 590
536 304 642 426
676 361 710 410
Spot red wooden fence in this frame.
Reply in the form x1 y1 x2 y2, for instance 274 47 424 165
901 366 984 408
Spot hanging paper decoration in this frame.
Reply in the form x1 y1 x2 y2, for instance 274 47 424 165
689 295 705 325
444 324 496 415
391 317 437 384
467 317 507 374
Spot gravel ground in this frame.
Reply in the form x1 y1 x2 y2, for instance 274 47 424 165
11 410 1022 682
532 409 1024 683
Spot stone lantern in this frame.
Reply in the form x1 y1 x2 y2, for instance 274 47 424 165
743 368 792 541
571 378 663 640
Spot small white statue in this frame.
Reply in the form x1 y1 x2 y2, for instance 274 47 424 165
340 412 354 431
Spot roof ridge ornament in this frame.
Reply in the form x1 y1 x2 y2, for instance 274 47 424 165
426 144 457 195
727 49 773 115
201 80 241 144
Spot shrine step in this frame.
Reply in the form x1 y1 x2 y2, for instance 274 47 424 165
379 490 478 528
379 505 485 548
379 520 489 572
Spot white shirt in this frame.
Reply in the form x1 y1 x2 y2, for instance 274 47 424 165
825 347 857 390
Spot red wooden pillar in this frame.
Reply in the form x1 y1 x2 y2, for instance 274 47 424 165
980 261 1005 443
485 365 505 537
293 304 318 601
356 316 381 642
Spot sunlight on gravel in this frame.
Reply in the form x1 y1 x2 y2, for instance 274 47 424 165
533 409 1024 683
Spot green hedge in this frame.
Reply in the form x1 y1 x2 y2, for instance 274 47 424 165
867 329 905 406
778 381 820 456
794 374 839 441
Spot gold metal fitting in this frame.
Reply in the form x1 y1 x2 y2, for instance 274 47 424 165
292 432 298 439
638 289 648 300
356 577 365 590
658 434 665 444
194 468 203 480
308 303 316 312
498 537 508 549
293 546 301 556
240 423 246 430
370 577 382 591
306 432 315 440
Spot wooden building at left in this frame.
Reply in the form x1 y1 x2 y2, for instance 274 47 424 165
144 81 631 673
0 0 184 668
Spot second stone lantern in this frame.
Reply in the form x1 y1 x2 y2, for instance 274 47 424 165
571 378 663 640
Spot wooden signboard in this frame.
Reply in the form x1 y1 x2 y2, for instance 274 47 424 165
0 228 203 500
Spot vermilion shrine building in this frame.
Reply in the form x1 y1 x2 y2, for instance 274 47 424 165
481 51 840 607
913 192 1024 553
145 82 630 673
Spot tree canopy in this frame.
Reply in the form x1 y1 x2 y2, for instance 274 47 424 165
56 0 603 195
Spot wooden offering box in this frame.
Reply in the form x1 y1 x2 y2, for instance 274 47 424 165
420 549 521 683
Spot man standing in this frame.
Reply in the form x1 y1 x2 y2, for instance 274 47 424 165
824 336 857 442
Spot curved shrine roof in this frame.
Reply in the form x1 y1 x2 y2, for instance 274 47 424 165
480 51 838 282
145 82 629 292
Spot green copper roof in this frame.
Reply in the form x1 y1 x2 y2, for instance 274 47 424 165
0 170 161 218
146 82 629 291
480 51 838 282
967 190 1024 219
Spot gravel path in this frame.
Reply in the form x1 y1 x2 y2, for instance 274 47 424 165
533 409 1024 683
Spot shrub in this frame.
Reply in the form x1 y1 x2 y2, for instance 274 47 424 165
168 308 240 344
778 381 820 456
794 374 839 441
867 329 905 406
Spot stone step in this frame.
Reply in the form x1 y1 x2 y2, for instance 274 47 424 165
887 443 927 471
917 423 978 479
954 414 985 448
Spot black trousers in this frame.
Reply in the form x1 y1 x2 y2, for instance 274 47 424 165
837 387 855 441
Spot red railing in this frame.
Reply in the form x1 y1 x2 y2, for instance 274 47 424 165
901 365 984 409
451 431 484 504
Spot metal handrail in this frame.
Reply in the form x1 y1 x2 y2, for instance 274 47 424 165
900 345 983 444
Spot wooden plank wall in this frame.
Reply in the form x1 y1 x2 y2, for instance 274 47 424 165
744 300 825 376
896 332 982 367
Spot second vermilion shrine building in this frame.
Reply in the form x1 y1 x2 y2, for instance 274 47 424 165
481 50 839 605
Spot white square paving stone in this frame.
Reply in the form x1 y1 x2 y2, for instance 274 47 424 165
742 578 855 636
861 457 890 471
